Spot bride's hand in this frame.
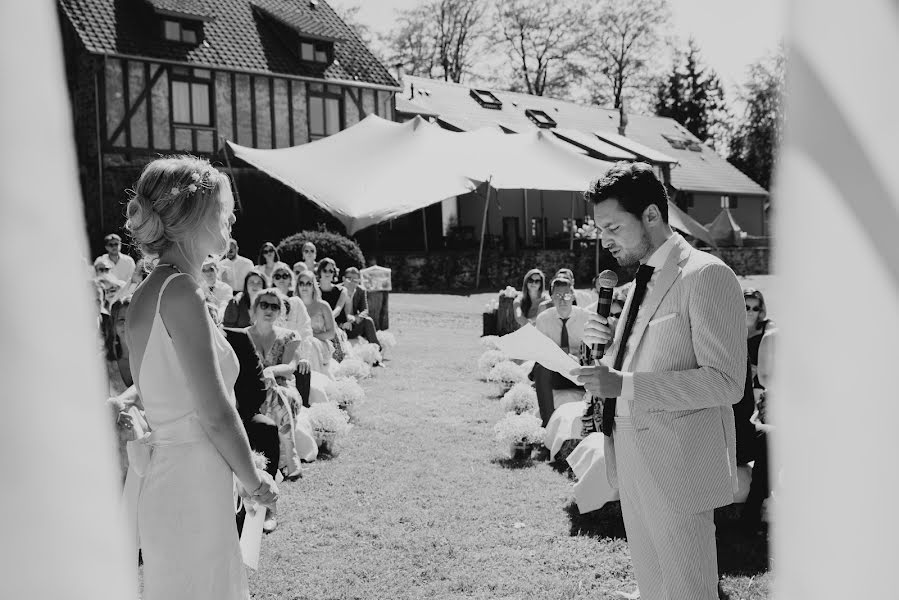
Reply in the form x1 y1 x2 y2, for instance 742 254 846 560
248 470 279 509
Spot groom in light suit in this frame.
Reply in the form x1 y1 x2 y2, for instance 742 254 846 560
577 163 745 600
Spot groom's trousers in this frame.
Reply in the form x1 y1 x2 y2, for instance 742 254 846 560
614 417 719 600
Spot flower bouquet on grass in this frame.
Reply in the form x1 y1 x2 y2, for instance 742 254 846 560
351 342 382 367
477 349 509 380
375 330 397 358
480 335 500 351
500 383 538 415
307 402 352 455
324 377 365 419
494 412 546 460
334 358 371 380
487 360 528 393
499 285 518 299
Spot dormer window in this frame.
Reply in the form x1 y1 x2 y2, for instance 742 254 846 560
470 89 502 110
525 109 556 128
300 40 331 64
162 19 201 44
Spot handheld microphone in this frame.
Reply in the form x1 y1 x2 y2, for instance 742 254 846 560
591 270 619 360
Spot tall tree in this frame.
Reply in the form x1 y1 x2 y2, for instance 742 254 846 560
385 0 489 83
332 3 374 47
582 0 671 109
492 0 590 97
655 38 729 148
728 49 785 190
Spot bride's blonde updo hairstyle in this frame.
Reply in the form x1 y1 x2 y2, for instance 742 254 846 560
125 155 234 259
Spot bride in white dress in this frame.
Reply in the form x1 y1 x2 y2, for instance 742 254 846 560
123 155 278 600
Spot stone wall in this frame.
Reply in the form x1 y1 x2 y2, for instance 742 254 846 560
377 246 770 291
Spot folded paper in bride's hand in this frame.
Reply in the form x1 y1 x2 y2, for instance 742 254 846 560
494 324 580 384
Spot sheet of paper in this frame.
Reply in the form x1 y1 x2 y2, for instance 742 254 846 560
494 324 581 384
240 503 265 570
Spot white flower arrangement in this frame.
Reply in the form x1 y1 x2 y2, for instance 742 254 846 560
351 342 382 367
487 360 528 386
325 377 365 413
334 358 371 380
376 330 397 351
484 298 499 313
500 382 538 415
499 285 518 299
477 349 509 380
307 402 352 438
493 412 545 447
480 335 501 350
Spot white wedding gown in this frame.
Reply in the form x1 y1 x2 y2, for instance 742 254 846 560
126 273 248 600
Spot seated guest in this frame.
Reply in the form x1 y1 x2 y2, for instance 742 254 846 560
340 267 381 349
223 269 268 328
533 277 589 426
296 269 336 374
222 325 282 534
316 258 351 361
513 268 549 326
219 238 254 291
257 241 288 281
201 258 233 313
245 288 318 479
298 241 317 273
538 268 578 311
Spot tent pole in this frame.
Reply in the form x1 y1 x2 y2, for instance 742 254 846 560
475 179 493 289
569 192 575 251
523 189 528 246
421 207 429 253
221 139 244 213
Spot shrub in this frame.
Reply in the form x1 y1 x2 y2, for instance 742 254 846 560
277 230 365 273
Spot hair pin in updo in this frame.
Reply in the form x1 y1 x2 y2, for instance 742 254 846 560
170 171 211 197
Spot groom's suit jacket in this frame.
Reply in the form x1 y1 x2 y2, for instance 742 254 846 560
603 234 746 514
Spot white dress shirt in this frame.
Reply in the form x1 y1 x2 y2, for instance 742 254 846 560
95 253 135 282
535 305 590 353
615 233 678 415
219 255 254 290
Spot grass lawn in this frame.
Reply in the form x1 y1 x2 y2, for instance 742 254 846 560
248 283 772 599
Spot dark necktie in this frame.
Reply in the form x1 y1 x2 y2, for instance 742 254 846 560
560 317 570 353
601 264 655 436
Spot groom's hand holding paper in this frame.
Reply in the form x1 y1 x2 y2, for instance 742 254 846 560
493 324 581 384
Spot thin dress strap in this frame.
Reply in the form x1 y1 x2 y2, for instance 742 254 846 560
155 272 191 315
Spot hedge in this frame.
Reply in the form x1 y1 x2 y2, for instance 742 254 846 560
277 230 365 274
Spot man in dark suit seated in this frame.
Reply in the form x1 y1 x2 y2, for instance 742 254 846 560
340 267 381 349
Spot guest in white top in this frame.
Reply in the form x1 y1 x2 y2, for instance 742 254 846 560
532 277 589 426
94 233 136 282
201 258 233 311
218 238 254 291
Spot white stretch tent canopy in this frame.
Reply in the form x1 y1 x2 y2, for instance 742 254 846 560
227 115 616 234
228 115 481 234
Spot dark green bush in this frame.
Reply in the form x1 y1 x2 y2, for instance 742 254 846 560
277 230 365 273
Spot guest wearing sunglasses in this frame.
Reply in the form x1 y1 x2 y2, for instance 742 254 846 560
271 265 313 342
316 258 352 360
532 277 589 426
514 268 549 327
745 288 775 388
223 270 269 328
538 268 579 311
297 241 317 273
295 269 336 375
340 267 381 349
257 241 287 281
94 233 136 282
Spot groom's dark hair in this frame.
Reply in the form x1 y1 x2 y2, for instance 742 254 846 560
585 161 669 223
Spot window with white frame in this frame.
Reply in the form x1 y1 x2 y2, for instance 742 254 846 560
170 67 212 126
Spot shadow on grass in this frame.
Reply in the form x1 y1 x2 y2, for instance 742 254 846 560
715 505 770 577
491 456 536 469
564 500 627 539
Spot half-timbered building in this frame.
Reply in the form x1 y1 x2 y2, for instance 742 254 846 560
58 0 398 253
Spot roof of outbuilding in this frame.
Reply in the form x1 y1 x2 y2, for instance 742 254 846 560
58 0 398 88
398 76 767 197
